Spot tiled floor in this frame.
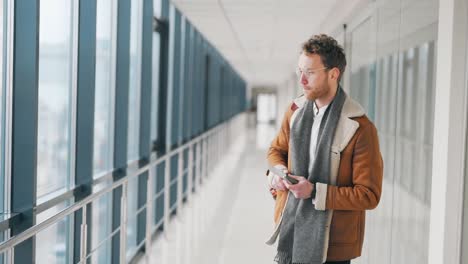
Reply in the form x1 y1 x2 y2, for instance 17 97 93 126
138 123 278 264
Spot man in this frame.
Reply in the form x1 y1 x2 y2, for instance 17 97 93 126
265 34 383 264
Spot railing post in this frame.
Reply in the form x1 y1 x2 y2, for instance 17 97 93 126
203 136 208 179
187 144 194 197
177 150 183 211
119 182 128 264
164 156 170 231
195 140 201 190
80 206 88 263
145 168 154 262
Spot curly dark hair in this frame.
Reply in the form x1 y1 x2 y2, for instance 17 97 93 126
301 34 346 82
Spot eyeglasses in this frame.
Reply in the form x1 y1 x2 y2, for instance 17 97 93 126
295 67 328 78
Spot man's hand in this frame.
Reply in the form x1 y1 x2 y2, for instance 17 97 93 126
283 175 314 199
271 167 288 191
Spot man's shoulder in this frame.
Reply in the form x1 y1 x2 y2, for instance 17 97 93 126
343 94 375 130
352 115 373 127
290 95 307 111
282 95 306 118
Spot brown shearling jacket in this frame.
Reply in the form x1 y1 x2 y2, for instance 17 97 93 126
266 94 383 262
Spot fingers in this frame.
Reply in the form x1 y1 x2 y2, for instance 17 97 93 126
283 179 291 189
273 175 287 190
276 179 287 190
288 175 306 181
284 179 313 199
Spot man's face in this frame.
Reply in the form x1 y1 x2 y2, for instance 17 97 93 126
297 52 331 101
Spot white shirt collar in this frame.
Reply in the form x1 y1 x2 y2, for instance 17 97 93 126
313 102 329 117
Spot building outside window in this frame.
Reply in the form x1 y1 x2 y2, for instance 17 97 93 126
36 0 76 262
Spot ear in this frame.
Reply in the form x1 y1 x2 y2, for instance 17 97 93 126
329 68 341 81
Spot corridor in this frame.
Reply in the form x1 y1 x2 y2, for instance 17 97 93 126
138 123 278 264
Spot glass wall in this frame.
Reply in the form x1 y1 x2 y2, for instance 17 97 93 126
36 1 76 261
37 0 75 201
151 0 162 151
89 191 113 263
127 0 143 162
91 0 116 262
93 0 115 177
463 118 468 264
345 0 439 263
36 203 72 263
349 16 376 120
151 0 165 154
0 0 247 262
0 0 6 215
126 0 143 259
463 6 468 259
170 8 182 148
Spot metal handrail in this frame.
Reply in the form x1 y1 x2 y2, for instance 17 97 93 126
32 126 214 216
0 118 227 255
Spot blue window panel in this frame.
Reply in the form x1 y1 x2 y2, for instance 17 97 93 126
190 32 198 138
155 161 165 195
192 148 196 192
150 33 161 148
218 66 225 125
127 0 143 162
203 55 210 130
183 148 188 169
169 182 177 209
154 194 164 226
198 37 205 134
136 209 146 245
169 153 178 209
182 21 192 142
205 55 218 129
192 33 199 136
169 10 181 148
170 155 178 181
182 172 188 197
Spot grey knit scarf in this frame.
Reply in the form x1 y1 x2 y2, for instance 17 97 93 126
275 87 346 264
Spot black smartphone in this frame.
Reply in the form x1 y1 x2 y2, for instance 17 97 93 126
269 166 299 184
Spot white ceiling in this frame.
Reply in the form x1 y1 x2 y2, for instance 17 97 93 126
171 0 363 87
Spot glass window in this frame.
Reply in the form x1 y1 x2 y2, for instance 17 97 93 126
37 0 75 200
90 188 113 264
127 0 143 162
153 162 165 227
94 0 116 177
169 8 181 148
182 21 192 139
126 176 139 260
36 203 72 263
154 0 162 18
349 16 377 120
150 33 160 146
91 0 116 263
0 0 7 215
464 138 468 264
127 0 143 260
463 22 468 264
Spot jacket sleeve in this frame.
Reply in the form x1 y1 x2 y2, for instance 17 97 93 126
324 122 383 210
267 104 292 168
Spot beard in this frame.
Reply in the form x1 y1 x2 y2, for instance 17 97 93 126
304 90 318 100
303 86 324 101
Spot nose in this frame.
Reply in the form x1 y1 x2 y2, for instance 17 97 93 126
300 73 308 85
